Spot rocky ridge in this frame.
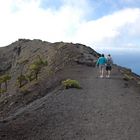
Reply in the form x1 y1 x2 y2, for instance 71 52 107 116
0 39 140 140
0 39 99 119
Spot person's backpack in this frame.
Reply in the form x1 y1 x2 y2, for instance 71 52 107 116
107 57 112 65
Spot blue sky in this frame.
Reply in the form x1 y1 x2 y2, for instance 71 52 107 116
0 0 140 53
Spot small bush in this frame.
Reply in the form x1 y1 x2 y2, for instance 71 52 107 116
29 57 48 80
17 74 28 88
123 74 133 81
0 89 7 94
26 72 35 81
29 64 41 80
0 74 11 91
43 60 48 66
20 87 30 95
137 81 140 85
36 55 48 66
62 79 81 89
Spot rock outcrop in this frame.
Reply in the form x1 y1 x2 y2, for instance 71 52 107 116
0 39 99 120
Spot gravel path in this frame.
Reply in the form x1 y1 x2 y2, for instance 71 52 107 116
1 65 140 140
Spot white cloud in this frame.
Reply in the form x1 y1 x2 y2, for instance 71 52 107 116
0 0 140 51
73 8 140 46
0 0 85 46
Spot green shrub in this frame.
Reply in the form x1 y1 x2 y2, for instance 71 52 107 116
29 57 48 80
43 60 48 66
36 55 48 66
0 89 7 94
0 74 11 91
29 64 41 80
62 79 81 89
137 81 140 85
123 74 133 81
20 87 30 95
17 74 27 88
26 72 35 81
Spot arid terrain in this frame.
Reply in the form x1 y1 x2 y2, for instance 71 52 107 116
0 39 140 140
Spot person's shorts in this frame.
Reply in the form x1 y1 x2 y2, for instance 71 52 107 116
99 64 105 70
106 65 112 71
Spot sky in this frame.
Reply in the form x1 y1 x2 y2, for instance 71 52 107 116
0 0 140 53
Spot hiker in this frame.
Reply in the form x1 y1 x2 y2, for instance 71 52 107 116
96 54 107 78
106 54 113 78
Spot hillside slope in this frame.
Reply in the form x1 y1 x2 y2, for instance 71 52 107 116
0 39 98 119
0 40 140 140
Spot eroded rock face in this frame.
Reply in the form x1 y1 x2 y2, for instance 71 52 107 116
0 40 98 89
0 39 99 119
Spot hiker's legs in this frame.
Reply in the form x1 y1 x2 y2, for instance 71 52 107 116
99 69 102 77
106 66 108 77
108 70 111 77
108 66 112 77
99 65 103 77
100 66 104 77
106 70 109 77
106 70 111 77
106 66 111 77
101 68 104 77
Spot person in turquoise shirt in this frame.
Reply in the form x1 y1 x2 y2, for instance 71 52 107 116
96 54 107 78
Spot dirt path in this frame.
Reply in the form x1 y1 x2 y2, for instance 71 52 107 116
1 65 140 140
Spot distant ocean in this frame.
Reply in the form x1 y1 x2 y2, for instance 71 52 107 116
95 49 140 76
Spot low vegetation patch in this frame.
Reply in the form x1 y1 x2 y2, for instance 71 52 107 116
123 74 134 81
62 79 81 89
20 87 31 95
29 56 48 80
17 74 28 88
0 74 11 93
137 81 140 85
15 56 48 88
0 89 7 94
